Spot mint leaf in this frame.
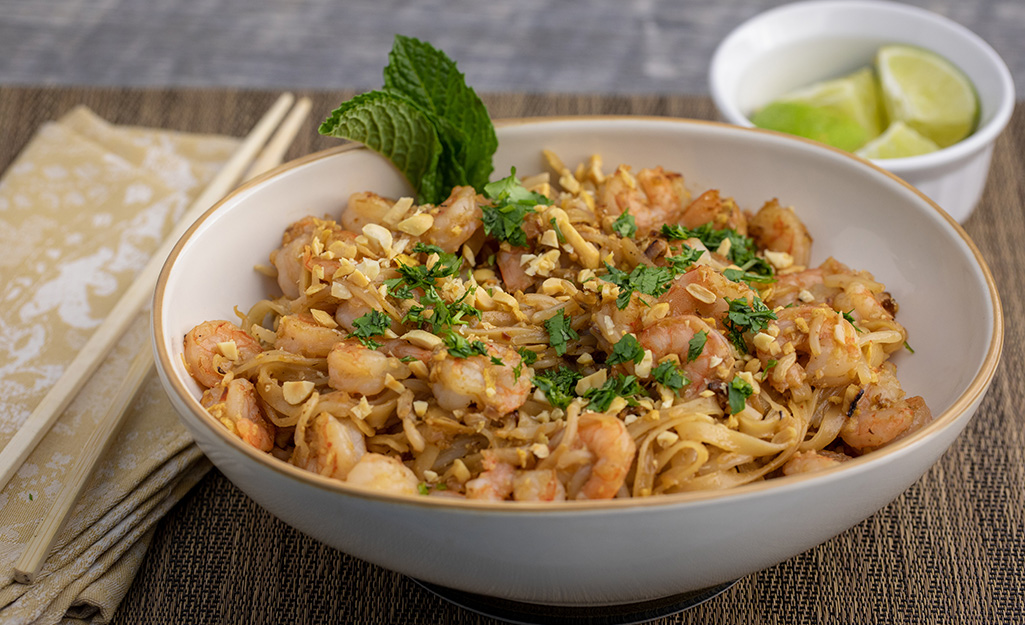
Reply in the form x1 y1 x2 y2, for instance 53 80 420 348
320 36 497 204
384 35 497 192
319 91 444 204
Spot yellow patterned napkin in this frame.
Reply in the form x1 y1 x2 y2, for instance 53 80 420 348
0 107 240 624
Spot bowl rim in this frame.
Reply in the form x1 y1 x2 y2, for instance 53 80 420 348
153 114 1003 513
708 0 1017 172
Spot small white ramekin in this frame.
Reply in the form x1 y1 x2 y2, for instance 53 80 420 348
709 0 1015 223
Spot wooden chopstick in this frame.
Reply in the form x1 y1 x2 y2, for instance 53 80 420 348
11 93 311 584
0 93 295 497
243 96 312 181
12 347 154 584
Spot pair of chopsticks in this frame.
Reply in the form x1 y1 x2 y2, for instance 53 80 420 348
5 92 312 585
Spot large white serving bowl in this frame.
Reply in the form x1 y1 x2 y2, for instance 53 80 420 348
709 0 1016 224
153 117 1001 607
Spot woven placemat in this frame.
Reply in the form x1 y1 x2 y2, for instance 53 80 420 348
1 87 1021 625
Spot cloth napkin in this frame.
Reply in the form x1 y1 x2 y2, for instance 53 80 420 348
0 107 241 624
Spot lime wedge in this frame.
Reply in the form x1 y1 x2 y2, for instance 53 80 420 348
876 44 978 148
751 101 870 151
776 67 886 138
855 121 940 159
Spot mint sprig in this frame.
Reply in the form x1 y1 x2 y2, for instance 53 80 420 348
319 35 497 204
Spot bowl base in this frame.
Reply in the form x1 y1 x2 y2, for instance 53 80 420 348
410 578 737 624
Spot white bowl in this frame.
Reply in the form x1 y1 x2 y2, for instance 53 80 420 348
709 0 1015 224
153 117 1001 606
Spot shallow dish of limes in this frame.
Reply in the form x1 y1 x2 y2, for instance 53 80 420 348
709 0 1015 223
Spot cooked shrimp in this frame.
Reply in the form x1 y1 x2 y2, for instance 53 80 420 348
327 339 411 396
840 364 931 453
292 413 366 479
465 453 515 500
512 469 566 502
638 316 735 395
678 189 747 234
747 199 813 267
345 453 420 495
756 305 867 393
218 378 275 452
184 320 263 388
575 413 636 500
497 246 535 293
269 216 355 299
275 313 346 358
429 343 532 416
598 165 690 235
781 449 850 476
659 265 756 321
341 191 394 233
420 185 483 253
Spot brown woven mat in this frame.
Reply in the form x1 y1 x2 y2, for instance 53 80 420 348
2 87 1022 625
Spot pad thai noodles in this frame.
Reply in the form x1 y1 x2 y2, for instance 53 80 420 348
182 151 931 501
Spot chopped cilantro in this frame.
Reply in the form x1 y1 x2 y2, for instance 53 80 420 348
661 222 773 278
612 211 637 238
441 331 490 359
400 355 418 363
512 347 538 381
904 341 915 354
602 262 674 309
722 296 776 353
481 168 550 246
665 246 705 274
544 311 579 356
687 330 707 362
404 286 480 332
766 358 778 370
517 347 539 366
348 310 391 349
550 217 566 243
727 376 754 414
723 267 775 285
584 373 644 412
606 334 645 366
533 366 582 409
417 482 430 496
841 310 865 333
652 360 688 394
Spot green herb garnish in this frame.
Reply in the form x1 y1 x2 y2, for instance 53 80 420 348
665 246 705 274
722 296 777 353
841 310 865 333
661 223 774 278
687 330 707 362
319 35 497 204
533 366 582 409
512 347 539 381
602 262 675 309
723 267 776 285
481 168 550 246
348 310 392 349
652 360 689 394
727 376 754 414
612 211 637 238
584 373 644 412
544 311 579 356
606 334 645 366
